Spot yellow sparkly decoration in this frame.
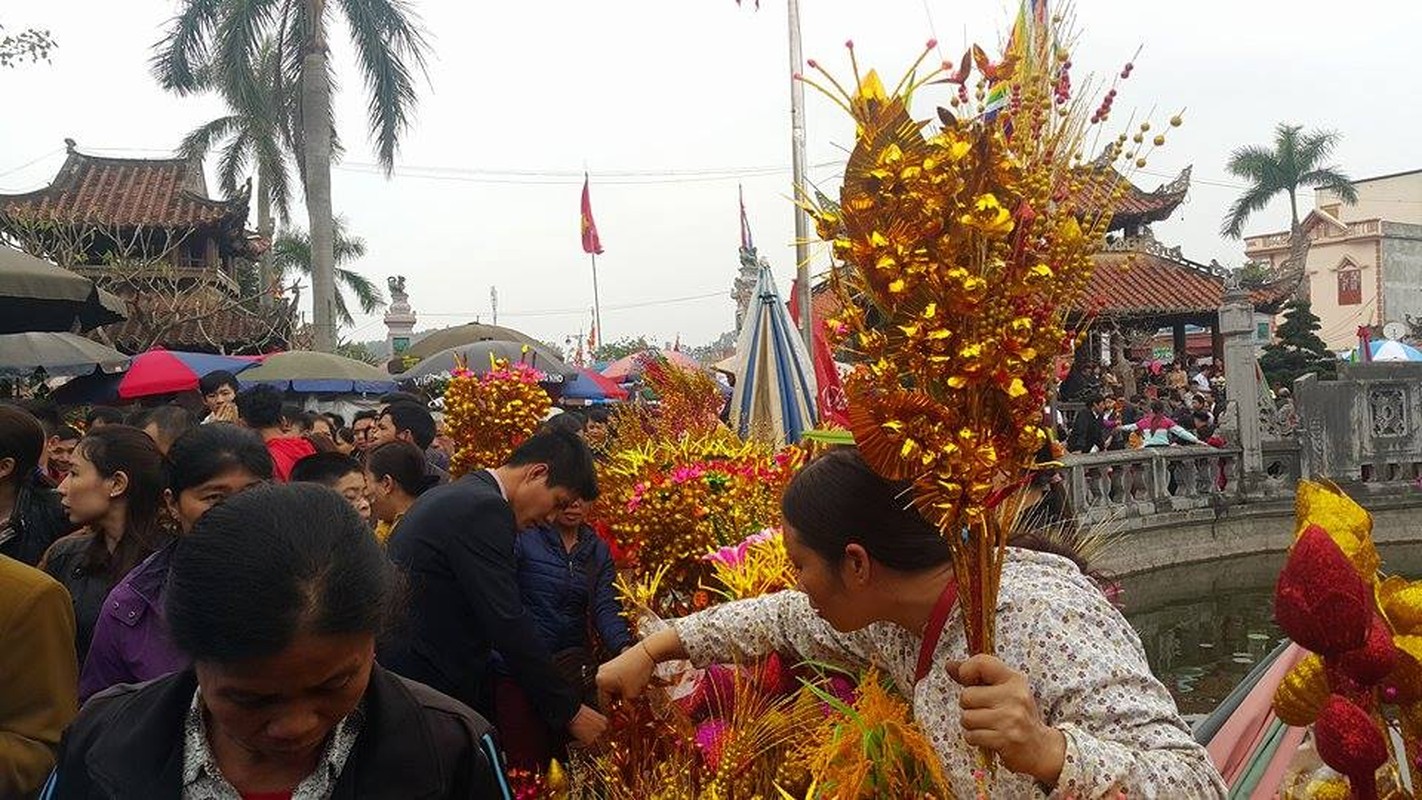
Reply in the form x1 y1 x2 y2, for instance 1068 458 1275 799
443 358 550 477
800 12 1162 668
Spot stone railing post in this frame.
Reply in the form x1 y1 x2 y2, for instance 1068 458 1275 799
1219 281 1266 495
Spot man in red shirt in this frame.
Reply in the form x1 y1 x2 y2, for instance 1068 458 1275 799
236 385 314 482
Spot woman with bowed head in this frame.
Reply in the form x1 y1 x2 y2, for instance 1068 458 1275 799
49 483 513 799
364 440 436 544
598 448 1226 798
41 426 168 666
78 424 273 701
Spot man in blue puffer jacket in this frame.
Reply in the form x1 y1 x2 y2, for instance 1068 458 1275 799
495 498 633 768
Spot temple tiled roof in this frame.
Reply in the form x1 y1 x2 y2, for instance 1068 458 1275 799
1077 165 1192 233
0 143 250 229
811 239 1292 328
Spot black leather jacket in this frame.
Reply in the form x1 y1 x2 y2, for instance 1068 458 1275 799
48 665 510 799
0 472 76 567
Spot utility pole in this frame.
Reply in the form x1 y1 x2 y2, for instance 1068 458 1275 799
787 0 813 352
490 286 498 326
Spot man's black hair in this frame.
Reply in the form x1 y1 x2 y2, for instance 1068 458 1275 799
17 399 61 436
323 412 346 430
1192 410 1212 424
290 451 364 486
53 424 82 443
85 407 126 427
130 405 197 449
198 370 240 395
380 402 436 450
539 411 585 436
379 391 425 408
506 427 599 500
236 384 285 429
352 409 379 425
585 406 611 424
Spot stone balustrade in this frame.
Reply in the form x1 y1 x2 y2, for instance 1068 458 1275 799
1062 445 1240 526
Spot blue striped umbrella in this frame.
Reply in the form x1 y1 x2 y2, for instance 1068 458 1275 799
729 265 818 444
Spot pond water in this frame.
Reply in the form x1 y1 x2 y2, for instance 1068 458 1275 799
1120 541 1422 716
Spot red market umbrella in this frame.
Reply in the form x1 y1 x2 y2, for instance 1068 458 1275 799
117 349 264 399
600 349 702 382
563 367 629 403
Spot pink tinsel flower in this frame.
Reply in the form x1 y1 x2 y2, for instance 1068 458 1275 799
694 719 731 771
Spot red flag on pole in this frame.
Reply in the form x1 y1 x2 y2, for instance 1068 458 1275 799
789 278 850 426
580 174 604 255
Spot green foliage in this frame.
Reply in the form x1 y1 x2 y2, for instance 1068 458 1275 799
1236 260 1274 288
336 341 381 365
593 336 655 363
1260 299 1336 387
272 218 385 328
1221 123 1358 238
0 25 55 68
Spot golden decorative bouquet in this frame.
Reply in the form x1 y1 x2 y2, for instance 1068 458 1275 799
803 10 1176 657
443 356 551 477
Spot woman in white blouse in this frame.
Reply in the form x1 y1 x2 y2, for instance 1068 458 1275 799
597 448 1226 799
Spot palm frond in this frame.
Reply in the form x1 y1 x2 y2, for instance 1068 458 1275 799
331 287 356 328
335 267 385 314
212 0 282 120
1300 167 1359 203
1272 123 1302 176
151 0 223 93
1296 129 1342 174
271 228 311 277
330 218 367 264
217 128 256 198
337 0 431 172
1221 183 1278 238
1223 145 1278 183
254 133 295 224
178 115 243 162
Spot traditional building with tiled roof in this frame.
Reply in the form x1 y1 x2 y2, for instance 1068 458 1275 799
0 140 290 354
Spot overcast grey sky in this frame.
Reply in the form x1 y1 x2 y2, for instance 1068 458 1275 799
2 1 1418 351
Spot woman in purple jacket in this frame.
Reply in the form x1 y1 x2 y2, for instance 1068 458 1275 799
78 424 272 701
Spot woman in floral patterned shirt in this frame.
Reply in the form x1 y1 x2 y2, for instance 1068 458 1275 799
599 449 1226 799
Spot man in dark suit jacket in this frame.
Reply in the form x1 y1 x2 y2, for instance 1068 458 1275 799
380 427 608 747
1066 392 1109 454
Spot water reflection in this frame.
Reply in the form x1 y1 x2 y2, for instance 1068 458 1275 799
1120 542 1422 716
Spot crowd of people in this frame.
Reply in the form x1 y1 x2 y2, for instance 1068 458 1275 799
1057 358 1229 454
0 372 626 798
0 367 1224 798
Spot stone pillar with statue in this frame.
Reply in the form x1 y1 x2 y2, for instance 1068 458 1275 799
1218 275 1267 494
384 276 416 374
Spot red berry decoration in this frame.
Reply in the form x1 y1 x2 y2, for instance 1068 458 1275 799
1334 613 1400 686
1315 695 1387 799
1275 525 1372 656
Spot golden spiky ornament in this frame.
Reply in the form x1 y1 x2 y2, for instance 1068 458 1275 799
802 19 1171 658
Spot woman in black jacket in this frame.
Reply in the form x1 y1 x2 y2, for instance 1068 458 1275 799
46 483 512 799
41 426 167 665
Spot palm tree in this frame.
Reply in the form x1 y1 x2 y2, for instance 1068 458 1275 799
177 37 295 310
153 0 429 353
1221 123 1359 239
272 218 385 328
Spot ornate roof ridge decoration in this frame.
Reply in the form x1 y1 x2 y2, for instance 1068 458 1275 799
1079 161 1191 232
1101 228 1221 275
0 139 252 231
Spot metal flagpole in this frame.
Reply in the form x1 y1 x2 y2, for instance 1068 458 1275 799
787 0 813 352
591 253 603 347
